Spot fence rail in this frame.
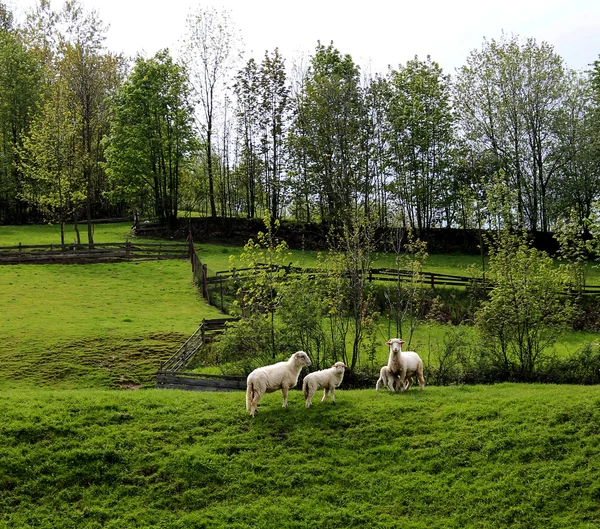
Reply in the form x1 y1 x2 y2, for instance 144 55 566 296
201 262 600 298
156 317 241 391
0 241 189 264
155 371 246 391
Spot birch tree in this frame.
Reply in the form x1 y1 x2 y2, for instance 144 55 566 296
184 6 241 218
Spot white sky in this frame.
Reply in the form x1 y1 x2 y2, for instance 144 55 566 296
10 0 600 75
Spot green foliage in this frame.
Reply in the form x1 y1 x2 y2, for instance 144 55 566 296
383 229 429 342
385 55 455 230
455 33 572 232
231 214 292 315
287 42 363 222
104 49 196 227
0 26 44 222
2 385 600 528
212 316 276 375
476 231 574 378
20 76 86 240
277 273 329 369
228 215 292 357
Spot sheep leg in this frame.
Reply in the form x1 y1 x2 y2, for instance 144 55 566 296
398 367 408 391
281 386 289 408
404 376 414 390
321 388 329 402
305 388 315 408
329 387 336 404
417 367 425 390
247 382 261 417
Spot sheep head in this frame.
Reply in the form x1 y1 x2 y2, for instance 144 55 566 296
386 338 406 354
292 351 312 367
332 361 348 373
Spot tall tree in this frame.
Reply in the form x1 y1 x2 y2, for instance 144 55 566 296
184 6 240 218
104 50 196 228
454 34 571 232
20 76 83 244
385 55 455 232
259 48 289 220
234 57 262 218
552 71 600 232
288 42 363 223
0 11 43 223
58 1 123 243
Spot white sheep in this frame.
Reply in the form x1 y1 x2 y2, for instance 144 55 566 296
376 365 401 391
302 361 348 407
245 351 312 417
375 365 414 391
385 338 425 391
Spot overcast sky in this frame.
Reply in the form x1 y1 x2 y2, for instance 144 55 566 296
11 0 600 75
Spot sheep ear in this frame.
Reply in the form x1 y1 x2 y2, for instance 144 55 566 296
386 340 392 346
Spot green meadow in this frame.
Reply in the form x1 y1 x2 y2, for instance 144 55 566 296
2 384 600 528
1 223 600 528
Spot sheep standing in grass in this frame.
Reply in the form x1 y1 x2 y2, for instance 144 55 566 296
245 351 312 417
376 365 402 391
302 361 348 407
385 338 425 391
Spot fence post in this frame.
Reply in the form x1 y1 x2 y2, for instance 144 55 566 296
202 264 209 300
220 275 224 312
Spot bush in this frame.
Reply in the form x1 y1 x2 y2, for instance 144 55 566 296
542 344 600 384
213 316 281 376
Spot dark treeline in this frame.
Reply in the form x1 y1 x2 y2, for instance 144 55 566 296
2 2 600 241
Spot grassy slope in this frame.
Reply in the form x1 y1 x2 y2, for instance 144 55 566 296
0 223 223 389
1 384 599 529
1 224 600 528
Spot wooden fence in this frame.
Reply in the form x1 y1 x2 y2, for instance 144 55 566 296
156 317 245 392
200 263 600 299
0 241 190 264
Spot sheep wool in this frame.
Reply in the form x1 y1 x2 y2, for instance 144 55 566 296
245 351 312 417
302 361 348 408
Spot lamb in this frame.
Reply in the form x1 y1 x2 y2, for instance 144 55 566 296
302 361 348 407
375 365 414 391
385 338 425 391
376 365 402 391
245 351 312 417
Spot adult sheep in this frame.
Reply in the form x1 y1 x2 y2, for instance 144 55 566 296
245 351 312 417
386 338 425 391
302 361 348 408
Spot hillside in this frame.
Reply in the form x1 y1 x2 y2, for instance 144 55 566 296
2 384 599 528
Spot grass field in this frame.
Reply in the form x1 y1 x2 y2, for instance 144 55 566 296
1 223 600 528
0 222 223 389
1 223 597 390
1 384 599 528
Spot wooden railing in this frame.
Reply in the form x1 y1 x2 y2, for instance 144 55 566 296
156 317 244 392
0 241 189 264
203 263 600 296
